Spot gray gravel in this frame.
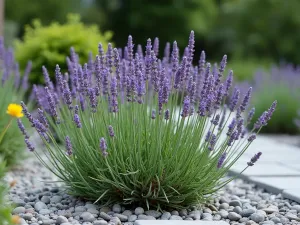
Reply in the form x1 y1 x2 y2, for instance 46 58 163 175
5 156 300 225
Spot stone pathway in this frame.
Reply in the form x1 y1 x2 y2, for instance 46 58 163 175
230 134 300 203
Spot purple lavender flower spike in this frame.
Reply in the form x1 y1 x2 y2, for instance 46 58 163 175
88 88 97 112
42 66 54 90
227 118 236 136
171 41 179 75
198 100 206 117
45 87 58 117
208 134 217 151
214 84 224 109
153 37 159 56
17 119 29 139
247 152 262 166
227 130 238 146
37 108 49 128
229 88 240 112
215 55 227 87
247 108 255 123
265 100 277 121
165 109 170 120
163 42 170 64
205 131 211 142
198 51 206 73
127 35 134 63
79 94 86 111
20 101 35 126
217 152 227 168
181 96 190 118
113 48 121 80
106 43 113 73
108 125 115 137
187 31 195 64
74 106 82 128
110 77 119 112
62 80 72 108
240 87 252 112
25 138 35 152
211 114 220 126
254 111 268 129
99 137 108 157
248 134 256 142
224 70 233 96
65 136 73 156
34 119 47 134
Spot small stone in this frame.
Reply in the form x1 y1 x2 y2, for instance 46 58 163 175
213 214 221 221
13 207 26 214
41 219 55 225
39 209 52 215
122 210 132 217
81 212 95 222
171 210 179 216
137 215 156 220
53 215 67 224
23 213 33 220
100 207 111 213
93 220 108 225
128 215 137 222
203 208 212 214
250 212 265 223
134 207 144 215
286 213 300 221
220 197 230 203
113 213 127 222
145 210 162 218
87 208 99 214
109 217 121 225
270 217 281 224
230 200 242 207
219 203 229 210
233 206 243 214
34 202 47 211
189 210 201 220
242 208 256 217
263 205 279 214
179 209 188 216
202 213 213 221
219 210 229 219
100 212 112 221
13 199 26 207
291 205 300 213
161 212 171 220
228 212 242 221
41 196 51 204
170 215 183 220
51 195 62 204
75 206 86 212
112 204 122 213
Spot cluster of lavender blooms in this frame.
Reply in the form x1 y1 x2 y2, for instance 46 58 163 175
0 37 32 91
20 31 277 170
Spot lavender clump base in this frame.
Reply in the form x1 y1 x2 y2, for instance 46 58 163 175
6 156 300 225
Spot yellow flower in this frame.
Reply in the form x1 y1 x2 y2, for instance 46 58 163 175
6 104 24 118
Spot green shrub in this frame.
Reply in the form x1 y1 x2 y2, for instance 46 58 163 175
15 14 112 85
22 32 275 209
0 38 30 167
245 65 300 134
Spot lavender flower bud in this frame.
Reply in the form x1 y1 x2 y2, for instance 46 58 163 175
42 66 53 90
211 114 220 126
217 152 227 168
25 138 35 152
108 125 115 137
254 111 268 129
62 80 72 107
227 131 238 146
45 87 58 117
229 88 240 112
165 109 170 120
17 119 29 139
151 109 156 119
20 101 35 126
218 106 227 131
240 87 252 112
205 131 211 142
34 119 47 133
208 134 217 151
74 112 82 128
181 96 190 118
214 84 224 109
224 70 233 96
171 41 179 74
153 37 159 56
79 94 85 111
88 88 97 112
163 42 170 63
65 136 73 156
99 137 108 157
247 152 262 166
247 108 255 123
247 134 256 142
215 55 227 87
227 118 236 136
198 100 206 117
265 100 277 121
113 48 121 80
106 43 113 73
37 108 49 128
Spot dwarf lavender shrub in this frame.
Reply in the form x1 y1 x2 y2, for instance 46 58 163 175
22 32 276 209
241 64 300 134
0 38 32 167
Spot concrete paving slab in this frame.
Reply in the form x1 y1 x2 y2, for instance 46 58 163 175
231 162 300 177
134 221 229 225
249 177 300 194
283 189 300 203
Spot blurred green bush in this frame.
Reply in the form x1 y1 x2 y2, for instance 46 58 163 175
15 14 112 85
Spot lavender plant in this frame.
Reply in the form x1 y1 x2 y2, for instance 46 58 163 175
0 37 32 167
22 32 276 209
